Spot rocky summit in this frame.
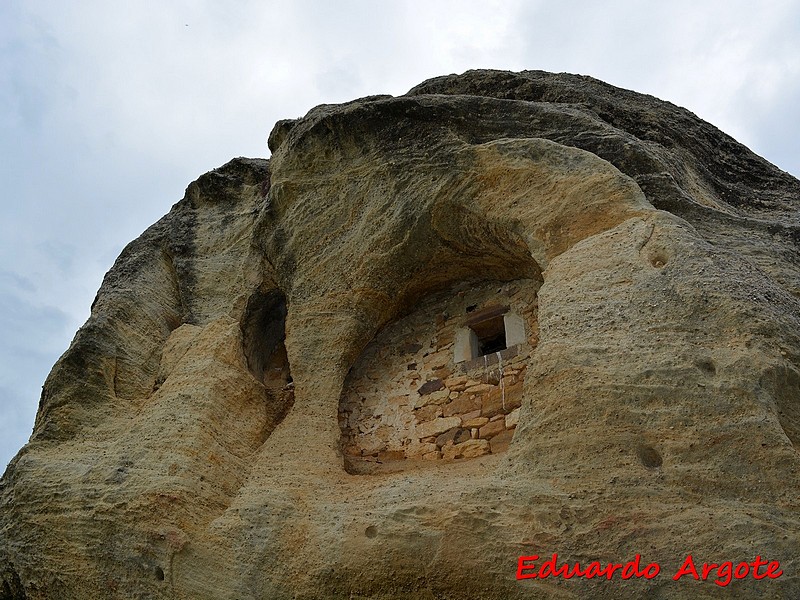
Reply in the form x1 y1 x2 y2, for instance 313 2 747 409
1 70 799 599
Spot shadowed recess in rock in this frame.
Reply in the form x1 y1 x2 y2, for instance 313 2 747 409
340 278 539 473
240 288 294 432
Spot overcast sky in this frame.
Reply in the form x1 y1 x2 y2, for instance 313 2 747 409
1 0 798 470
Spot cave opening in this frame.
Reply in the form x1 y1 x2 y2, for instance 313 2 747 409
240 289 294 427
339 279 539 473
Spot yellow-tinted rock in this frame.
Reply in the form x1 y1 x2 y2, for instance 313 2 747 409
505 407 520 428
480 381 524 417
489 429 515 454
478 419 506 439
414 416 461 439
462 416 489 429
3 70 800 600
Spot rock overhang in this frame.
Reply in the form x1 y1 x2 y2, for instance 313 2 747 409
1 69 799 600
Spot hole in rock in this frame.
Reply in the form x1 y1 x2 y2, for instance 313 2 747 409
649 253 668 268
0 564 25 599
365 525 377 538
696 359 716 376
241 289 295 433
155 566 165 581
636 445 663 469
339 279 539 474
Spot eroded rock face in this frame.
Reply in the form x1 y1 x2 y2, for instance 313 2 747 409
2 70 799 599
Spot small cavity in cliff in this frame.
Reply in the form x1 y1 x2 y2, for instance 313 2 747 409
241 289 295 433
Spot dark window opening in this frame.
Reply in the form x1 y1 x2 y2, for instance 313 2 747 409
472 314 507 357
479 330 506 356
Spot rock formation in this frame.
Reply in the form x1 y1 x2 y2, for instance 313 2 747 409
1 69 799 599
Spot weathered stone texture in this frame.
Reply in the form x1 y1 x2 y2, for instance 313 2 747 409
1 70 800 599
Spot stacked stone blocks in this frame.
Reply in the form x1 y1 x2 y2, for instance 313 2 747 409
339 279 538 466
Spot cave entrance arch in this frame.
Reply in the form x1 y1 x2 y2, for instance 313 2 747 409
338 278 539 474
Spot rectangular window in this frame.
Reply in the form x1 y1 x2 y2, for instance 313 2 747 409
454 306 525 363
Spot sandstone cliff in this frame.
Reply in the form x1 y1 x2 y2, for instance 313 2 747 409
1 70 799 599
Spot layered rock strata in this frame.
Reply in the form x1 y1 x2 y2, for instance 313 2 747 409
1 70 799 599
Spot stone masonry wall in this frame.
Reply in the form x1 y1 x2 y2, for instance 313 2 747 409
339 278 539 470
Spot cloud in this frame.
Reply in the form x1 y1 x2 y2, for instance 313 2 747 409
0 284 73 470
510 0 800 166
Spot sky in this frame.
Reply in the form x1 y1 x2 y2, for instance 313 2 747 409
1 0 798 471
